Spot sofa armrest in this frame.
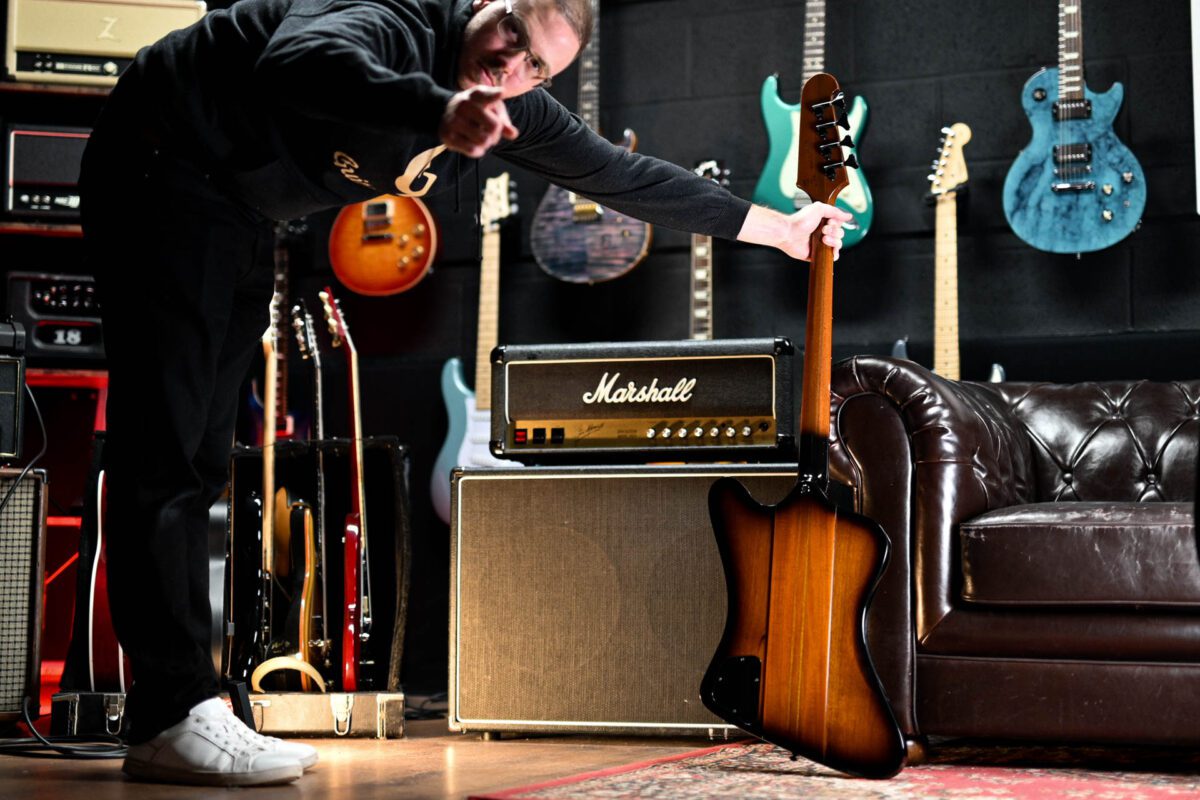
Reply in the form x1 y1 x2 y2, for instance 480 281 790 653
829 356 1036 645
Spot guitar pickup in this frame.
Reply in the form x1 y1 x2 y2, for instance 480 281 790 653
1051 181 1096 193
1053 143 1092 164
1053 98 1092 120
572 203 603 222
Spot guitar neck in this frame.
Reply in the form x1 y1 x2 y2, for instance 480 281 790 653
261 332 276 569
474 228 501 411
933 194 960 380
798 233 835 469
801 0 827 80
577 0 601 130
272 237 290 436
346 347 367 539
689 233 714 340
1057 0 1085 101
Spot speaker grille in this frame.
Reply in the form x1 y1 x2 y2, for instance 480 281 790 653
450 465 796 734
0 470 45 719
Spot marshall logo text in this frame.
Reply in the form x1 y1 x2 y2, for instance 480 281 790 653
582 372 697 405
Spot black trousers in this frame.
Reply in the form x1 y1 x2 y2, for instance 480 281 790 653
79 87 275 743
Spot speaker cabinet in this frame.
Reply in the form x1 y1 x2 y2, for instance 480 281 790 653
449 463 797 736
0 469 47 722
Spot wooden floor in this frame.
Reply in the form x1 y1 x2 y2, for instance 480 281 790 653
1 718 718 799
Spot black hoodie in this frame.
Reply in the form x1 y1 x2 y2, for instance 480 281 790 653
119 0 750 237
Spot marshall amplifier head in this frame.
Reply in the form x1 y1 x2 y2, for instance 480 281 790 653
6 0 207 86
6 272 103 363
491 337 795 464
5 125 89 219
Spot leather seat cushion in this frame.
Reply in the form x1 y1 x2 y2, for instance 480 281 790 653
961 502 1199 606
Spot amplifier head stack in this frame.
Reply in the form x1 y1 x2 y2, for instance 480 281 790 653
490 337 795 465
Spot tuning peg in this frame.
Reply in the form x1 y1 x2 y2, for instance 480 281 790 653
843 153 859 170
941 125 954 135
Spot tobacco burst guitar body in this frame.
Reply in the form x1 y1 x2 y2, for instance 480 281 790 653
328 194 438 296
701 72 905 779
529 0 651 283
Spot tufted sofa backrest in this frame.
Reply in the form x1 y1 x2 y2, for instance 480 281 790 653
974 381 1200 503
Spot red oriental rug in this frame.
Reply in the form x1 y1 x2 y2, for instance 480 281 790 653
472 740 1200 799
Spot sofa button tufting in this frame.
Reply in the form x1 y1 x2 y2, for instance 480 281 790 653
1062 472 1073 483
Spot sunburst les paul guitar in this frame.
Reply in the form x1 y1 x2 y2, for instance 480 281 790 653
328 194 438 296
701 72 905 779
529 0 651 283
430 174 522 525
752 0 873 247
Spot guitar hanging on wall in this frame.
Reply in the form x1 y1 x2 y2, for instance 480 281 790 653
430 173 522 525
529 0 652 283
1002 0 1145 254
328 194 438 296
688 160 729 341
752 0 873 248
701 72 906 779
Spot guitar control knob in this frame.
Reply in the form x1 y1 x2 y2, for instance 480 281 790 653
1122 172 1135 184
1101 209 1114 222
414 246 426 256
1102 184 1113 195
415 224 427 235
400 256 411 266
400 234 411 244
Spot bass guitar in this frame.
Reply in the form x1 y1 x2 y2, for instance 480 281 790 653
529 0 651 283
688 160 729 341
701 72 905 779
320 286 372 691
328 194 438 296
1002 0 1145 253
751 0 872 247
430 173 522 525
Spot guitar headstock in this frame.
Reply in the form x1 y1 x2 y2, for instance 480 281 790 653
291 301 321 364
481 172 519 233
318 286 355 355
927 123 972 197
693 159 731 187
795 72 858 206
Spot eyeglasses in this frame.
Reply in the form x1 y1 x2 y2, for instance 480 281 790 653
499 0 553 87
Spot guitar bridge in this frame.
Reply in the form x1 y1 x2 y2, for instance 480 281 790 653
1051 181 1096 193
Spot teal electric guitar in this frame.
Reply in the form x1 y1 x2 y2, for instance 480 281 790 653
751 0 872 247
1002 0 1145 254
430 174 521 525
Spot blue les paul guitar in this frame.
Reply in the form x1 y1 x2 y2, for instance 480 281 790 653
752 0 873 247
1003 0 1145 254
430 174 522 525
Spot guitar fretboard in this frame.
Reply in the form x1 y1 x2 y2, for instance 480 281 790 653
1057 0 1085 102
801 0 826 81
474 229 501 411
577 0 601 131
689 234 713 340
933 194 961 381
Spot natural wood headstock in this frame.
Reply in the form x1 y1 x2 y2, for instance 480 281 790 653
795 72 857 207
928 123 972 197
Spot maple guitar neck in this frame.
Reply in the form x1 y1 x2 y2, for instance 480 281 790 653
933 194 960 380
474 228 501 412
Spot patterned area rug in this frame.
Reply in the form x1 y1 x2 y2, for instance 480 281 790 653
472 740 1200 799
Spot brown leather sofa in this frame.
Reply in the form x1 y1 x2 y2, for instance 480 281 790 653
826 356 1200 747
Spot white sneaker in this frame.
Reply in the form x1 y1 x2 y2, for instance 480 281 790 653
123 698 303 786
198 697 320 770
